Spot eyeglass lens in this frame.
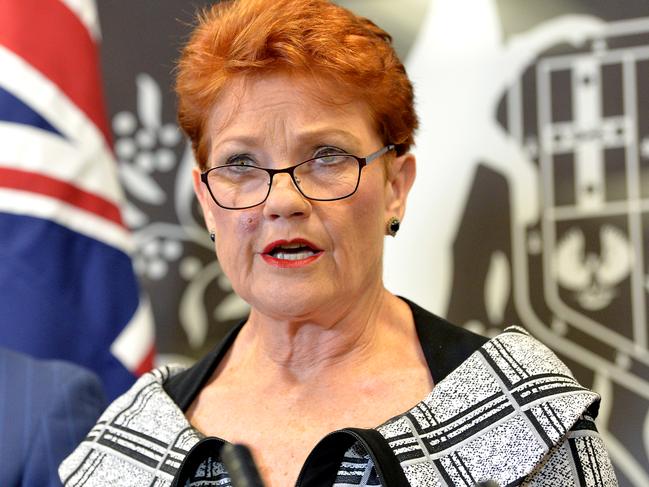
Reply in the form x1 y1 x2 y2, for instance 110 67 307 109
206 154 360 209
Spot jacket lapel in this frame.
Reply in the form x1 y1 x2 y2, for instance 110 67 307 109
378 327 599 486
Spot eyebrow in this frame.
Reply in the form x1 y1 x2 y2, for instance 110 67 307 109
299 129 362 149
212 128 362 149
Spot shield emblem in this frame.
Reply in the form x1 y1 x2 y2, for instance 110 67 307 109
443 13 649 484
524 19 649 376
507 22 649 485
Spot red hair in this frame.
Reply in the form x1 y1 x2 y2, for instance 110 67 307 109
176 0 418 170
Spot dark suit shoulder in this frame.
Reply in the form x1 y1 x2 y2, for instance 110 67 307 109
0 347 104 397
0 347 106 487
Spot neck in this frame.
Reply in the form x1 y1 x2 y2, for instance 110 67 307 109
234 285 404 382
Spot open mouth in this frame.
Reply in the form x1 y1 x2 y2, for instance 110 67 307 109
270 243 318 260
262 239 323 265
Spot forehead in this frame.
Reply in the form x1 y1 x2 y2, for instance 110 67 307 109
206 73 378 147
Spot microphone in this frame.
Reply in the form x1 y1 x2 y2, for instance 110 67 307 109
221 443 266 487
220 441 498 487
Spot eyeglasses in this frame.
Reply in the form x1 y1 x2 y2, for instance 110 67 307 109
200 144 395 210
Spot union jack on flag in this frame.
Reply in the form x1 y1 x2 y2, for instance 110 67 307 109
0 0 155 399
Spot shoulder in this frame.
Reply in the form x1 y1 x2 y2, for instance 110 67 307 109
59 365 203 486
475 325 599 416
377 326 608 486
484 325 585 386
0 348 106 487
63 364 187 434
0 347 105 413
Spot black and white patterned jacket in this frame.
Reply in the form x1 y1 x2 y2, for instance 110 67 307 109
60 301 617 486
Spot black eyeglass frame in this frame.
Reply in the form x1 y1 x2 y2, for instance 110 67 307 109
200 144 396 210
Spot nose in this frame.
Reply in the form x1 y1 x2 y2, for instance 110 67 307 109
262 172 311 219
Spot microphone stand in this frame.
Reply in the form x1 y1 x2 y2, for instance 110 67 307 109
221 442 500 487
221 443 266 487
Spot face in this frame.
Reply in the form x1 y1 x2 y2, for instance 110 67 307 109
193 73 415 322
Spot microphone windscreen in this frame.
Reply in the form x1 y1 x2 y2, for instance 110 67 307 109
221 443 265 487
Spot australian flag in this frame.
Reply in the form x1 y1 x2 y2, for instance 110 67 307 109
0 0 155 399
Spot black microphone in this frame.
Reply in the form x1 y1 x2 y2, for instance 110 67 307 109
221 443 266 487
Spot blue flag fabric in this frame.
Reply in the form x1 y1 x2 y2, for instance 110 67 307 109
0 0 154 399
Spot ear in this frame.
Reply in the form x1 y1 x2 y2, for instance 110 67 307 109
192 166 217 232
384 152 416 221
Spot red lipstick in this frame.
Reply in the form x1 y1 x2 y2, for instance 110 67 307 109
261 238 323 268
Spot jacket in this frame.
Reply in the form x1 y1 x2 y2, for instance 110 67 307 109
60 301 617 486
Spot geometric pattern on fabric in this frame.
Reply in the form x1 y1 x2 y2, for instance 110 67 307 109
377 327 617 486
333 443 381 486
523 419 618 486
60 366 202 486
60 328 617 486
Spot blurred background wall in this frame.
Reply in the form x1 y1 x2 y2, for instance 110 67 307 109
93 1 649 485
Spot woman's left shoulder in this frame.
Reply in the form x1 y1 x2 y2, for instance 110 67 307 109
489 325 591 389
375 324 618 486
479 325 601 419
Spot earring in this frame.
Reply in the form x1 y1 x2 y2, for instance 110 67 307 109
209 231 215 242
387 217 400 237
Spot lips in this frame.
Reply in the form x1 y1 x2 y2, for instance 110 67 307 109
261 239 323 268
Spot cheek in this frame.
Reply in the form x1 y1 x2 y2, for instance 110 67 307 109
355 179 386 231
238 213 260 233
212 208 260 236
331 194 384 257
212 210 259 262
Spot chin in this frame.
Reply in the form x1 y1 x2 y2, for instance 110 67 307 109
248 283 338 322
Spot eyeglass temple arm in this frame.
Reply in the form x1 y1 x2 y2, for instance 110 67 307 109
365 144 396 164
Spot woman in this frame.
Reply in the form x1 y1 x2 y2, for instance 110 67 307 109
60 0 617 486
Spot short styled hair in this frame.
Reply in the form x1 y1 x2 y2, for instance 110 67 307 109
176 0 418 170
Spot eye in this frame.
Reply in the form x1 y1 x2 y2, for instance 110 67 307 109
224 153 257 166
314 146 345 157
313 146 347 163
214 153 262 176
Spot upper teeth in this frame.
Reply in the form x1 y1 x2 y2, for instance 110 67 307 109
277 243 304 250
274 250 315 260
270 242 318 261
